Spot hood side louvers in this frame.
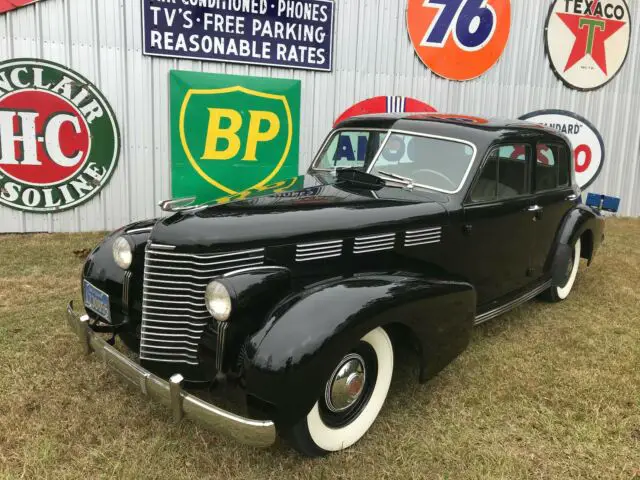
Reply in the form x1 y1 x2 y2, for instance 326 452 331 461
296 240 343 262
404 227 442 247
354 233 396 254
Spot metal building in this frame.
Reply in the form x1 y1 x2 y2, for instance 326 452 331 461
0 0 639 233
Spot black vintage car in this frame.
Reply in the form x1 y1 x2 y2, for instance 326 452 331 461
68 113 605 456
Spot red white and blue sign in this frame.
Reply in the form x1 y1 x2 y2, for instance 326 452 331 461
0 0 42 14
142 0 335 72
334 96 437 126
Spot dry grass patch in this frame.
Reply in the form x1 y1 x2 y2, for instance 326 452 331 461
0 220 638 479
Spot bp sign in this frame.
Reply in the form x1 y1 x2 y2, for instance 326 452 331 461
520 109 605 189
0 59 120 213
545 0 632 91
170 71 300 202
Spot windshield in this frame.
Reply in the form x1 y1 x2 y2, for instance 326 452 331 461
313 129 476 194
371 133 476 193
313 130 388 171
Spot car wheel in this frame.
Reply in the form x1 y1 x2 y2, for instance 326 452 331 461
544 238 581 302
286 327 394 457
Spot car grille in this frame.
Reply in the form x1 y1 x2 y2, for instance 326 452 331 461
140 243 265 365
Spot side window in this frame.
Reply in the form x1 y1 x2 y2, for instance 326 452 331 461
470 144 530 202
558 145 571 187
536 144 570 191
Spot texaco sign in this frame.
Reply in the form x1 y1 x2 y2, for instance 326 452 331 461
0 59 120 213
520 109 605 189
545 0 632 91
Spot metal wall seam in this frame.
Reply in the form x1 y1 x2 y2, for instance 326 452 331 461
0 0 638 233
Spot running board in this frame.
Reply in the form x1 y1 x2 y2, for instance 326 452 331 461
474 280 552 326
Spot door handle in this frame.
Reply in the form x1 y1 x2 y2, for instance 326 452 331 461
527 205 543 212
566 194 578 201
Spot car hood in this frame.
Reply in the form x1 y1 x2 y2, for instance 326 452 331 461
150 174 449 250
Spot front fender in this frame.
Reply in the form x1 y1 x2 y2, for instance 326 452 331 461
243 273 475 428
550 205 605 285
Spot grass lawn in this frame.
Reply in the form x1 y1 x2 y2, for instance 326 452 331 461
0 218 638 479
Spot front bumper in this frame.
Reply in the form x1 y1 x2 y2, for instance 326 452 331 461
66 301 276 447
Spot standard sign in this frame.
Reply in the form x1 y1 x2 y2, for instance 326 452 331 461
545 0 631 90
0 59 120 213
170 70 300 203
520 110 605 189
143 0 335 72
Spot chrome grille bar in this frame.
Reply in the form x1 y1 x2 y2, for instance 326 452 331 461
140 245 265 366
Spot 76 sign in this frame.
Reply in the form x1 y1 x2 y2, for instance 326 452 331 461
421 0 497 50
407 0 511 81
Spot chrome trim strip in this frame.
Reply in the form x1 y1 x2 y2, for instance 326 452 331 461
126 226 154 234
148 243 176 251
474 280 552 326
144 305 208 314
354 237 396 246
405 236 441 243
295 244 344 254
145 255 264 269
406 227 442 235
145 298 206 308
144 285 208 297
143 315 209 324
216 322 228 372
354 241 395 249
296 239 343 248
122 271 132 308
140 344 198 353
354 245 395 254
295 251 342 259
354 233 396 242
147 247 264 259
405 232 442 239
138 356 199 365
141 333 200 343
142 326 205 335
296 252 342 262
222 266 289 277
404 239 441 247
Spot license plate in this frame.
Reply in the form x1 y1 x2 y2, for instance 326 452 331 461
83 280 111 322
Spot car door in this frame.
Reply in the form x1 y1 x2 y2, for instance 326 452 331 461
529 142 576 278
461 143 537 306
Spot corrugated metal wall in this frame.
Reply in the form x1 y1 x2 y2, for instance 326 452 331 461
0 0 639 232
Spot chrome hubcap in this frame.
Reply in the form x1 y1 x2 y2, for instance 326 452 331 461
325 353 366 413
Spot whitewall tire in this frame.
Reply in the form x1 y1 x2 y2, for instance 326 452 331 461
286 327 394 456
544 238 581 302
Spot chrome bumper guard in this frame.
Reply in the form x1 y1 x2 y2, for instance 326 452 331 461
66 302 276 447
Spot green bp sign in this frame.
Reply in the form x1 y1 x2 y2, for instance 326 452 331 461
0 58 120 213
170 70 301 201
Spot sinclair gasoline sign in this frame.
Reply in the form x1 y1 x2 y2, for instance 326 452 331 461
0 59 120 213
143 0 335 72
545 0 632 91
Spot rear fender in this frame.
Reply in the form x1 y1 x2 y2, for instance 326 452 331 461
243 273 475 428
549 205 604 286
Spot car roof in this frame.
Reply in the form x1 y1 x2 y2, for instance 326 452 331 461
335 113 570 145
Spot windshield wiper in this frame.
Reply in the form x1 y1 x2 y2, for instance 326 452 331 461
376 170 415 189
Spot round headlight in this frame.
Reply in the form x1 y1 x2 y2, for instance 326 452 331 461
112 236 133 269
205 281 232 321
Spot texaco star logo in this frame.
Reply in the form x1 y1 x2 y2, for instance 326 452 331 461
545 0 632 91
